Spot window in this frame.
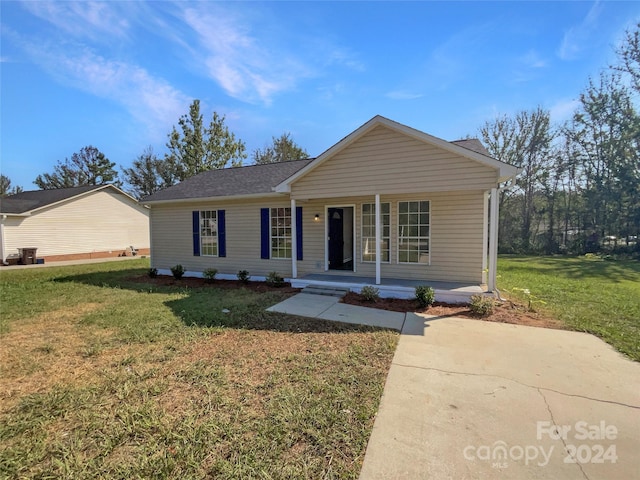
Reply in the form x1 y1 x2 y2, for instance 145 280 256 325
270 207 292 259
361 203 390 262
200 210 218 256
398 201 430 264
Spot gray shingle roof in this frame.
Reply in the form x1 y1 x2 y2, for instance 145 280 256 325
141 159 313 203
0 185 105 214
450 139 491 156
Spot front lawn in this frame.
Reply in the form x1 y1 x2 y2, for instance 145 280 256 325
0 259 398 479
498 255 640 361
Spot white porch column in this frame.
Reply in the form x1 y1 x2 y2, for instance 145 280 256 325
290 198 297 279
375 194 381 285
488 188 499 292
482 191 489 285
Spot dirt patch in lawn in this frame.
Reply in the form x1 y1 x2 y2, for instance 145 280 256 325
341 292 565 330
127 274 301 294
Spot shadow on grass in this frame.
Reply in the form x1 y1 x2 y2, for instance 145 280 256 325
55 268 392 335
500 255 640 283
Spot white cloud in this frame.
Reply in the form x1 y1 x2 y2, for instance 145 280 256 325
13 32 190 139
177 5 317 105
520 50 547 69
549 98 580 123
386 91 424 100
557 1 603 60
20 0 132 41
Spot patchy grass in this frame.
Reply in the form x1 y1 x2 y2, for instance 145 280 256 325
0 260 398 479
498 255 640 361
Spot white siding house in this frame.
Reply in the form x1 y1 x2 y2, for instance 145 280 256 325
142 116 519 300
0 185 150 264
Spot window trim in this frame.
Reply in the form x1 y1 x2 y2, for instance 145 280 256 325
397 200 431 265
199 210 219 257
361 202 391 264
270 207 292 260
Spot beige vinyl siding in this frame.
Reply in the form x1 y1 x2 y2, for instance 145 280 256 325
3 190 149 258
295 191 486 284
151 191 485 284
150 198 294 277
291 125 498 199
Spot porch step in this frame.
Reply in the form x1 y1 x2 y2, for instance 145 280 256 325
302 285 350 298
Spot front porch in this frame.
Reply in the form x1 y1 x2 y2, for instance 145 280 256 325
290 273 486 304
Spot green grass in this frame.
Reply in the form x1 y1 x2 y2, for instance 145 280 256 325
0 259 398 479
498 255 640 361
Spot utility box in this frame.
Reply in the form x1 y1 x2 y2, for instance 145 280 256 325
19 248 38 265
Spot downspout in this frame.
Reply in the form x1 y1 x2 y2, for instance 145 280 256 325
0 215 6 265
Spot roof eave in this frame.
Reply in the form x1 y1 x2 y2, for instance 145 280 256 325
0 212 31 217
141 191 286 206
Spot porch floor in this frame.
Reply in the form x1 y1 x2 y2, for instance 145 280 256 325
291 273 486 303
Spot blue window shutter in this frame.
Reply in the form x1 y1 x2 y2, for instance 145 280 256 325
192 211 200 256
260 208 270 259
217 210 226 257
296 206 303 261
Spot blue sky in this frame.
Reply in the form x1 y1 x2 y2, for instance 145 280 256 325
1 1 639 191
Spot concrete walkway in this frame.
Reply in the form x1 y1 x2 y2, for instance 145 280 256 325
266 293 405 330
267 294 640 479
359 313 640 480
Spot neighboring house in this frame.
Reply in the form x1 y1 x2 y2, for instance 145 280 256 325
142 116 519 300
0 185 150 264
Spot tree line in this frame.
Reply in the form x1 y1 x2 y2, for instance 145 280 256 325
2 23 637 258
0 99 308 199
479 23 639 255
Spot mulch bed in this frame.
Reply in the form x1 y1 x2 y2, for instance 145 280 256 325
341 292 565 330
127 274 302 294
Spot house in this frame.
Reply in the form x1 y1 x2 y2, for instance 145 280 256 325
142 116 518 301
0 184 150 264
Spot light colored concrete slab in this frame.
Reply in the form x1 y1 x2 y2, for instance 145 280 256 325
266 293 339 317
360 315 640 480
318 303 405 330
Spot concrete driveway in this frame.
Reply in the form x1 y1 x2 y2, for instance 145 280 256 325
359 314 640 480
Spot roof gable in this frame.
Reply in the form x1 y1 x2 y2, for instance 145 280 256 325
0 185 128 215
276 115 518 192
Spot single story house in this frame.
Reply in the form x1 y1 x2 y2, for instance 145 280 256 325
0 184 150 264
142 116 518 301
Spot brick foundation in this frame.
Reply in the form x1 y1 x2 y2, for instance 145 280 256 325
42 248 150 263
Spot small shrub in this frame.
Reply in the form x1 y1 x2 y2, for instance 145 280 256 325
415 285 435 308
266 271 285 287
203 268 218 283
170 264 185 280
237 270 251 284
148 268 158 278
360 286 380 302
469 294 494 316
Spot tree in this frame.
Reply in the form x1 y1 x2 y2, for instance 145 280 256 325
565 72 640 249
121 147 177 199
34 146 119 189
479 107 554 252
0 174 23 196
165 100 246 181
615 22 640 93
252 132 309 164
